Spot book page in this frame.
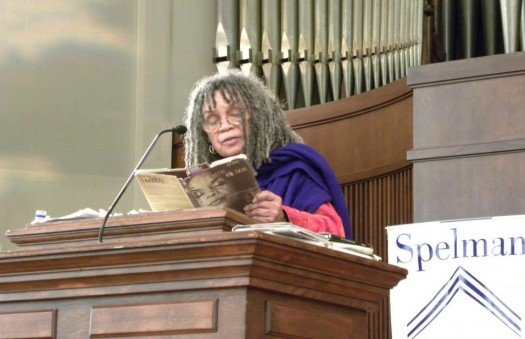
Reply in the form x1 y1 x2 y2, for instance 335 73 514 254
184 157 260 213
135 171 195 211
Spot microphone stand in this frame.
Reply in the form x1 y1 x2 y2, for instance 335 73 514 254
97 126 186 243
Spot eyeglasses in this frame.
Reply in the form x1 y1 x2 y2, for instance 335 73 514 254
203 110 244 133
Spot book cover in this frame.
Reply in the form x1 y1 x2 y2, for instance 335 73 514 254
135 154 260 214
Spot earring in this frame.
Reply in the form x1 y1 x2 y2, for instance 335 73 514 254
209 145 216 154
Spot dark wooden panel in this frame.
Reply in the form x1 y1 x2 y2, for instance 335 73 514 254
265 301 359 339
344 166 413 260
90 300 217 337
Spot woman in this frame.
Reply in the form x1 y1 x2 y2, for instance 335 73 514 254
183 69 352 238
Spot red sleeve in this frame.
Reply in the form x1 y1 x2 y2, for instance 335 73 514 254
282 202 346 237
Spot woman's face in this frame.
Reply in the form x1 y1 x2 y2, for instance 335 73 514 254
191 175 235 207
203 91 247 158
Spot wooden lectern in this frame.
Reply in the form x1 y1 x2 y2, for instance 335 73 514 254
0 208 406 338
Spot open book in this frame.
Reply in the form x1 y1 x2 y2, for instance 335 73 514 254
232 223 381 260
135 154 260 214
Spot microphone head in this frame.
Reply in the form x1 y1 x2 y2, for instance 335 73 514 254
173 125 187 134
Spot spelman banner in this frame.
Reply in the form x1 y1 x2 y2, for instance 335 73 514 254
387 215 525 339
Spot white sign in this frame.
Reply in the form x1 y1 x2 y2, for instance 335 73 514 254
387 215 525 339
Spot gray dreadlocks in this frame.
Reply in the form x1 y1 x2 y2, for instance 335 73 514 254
183 69 303 168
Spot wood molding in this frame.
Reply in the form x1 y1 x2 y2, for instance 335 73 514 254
407 51 525 88
408 138 525 162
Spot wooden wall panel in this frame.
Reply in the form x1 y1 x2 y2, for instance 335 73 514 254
408 51 525 222
343 166 413 259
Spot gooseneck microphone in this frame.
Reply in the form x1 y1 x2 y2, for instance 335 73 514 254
97 125 187 242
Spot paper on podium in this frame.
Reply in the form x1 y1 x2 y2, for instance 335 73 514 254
232 223 380 260
30 208 121 225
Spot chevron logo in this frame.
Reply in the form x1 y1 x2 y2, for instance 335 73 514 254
407 266 521 339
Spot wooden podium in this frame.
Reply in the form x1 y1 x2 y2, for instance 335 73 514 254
0 208 406 338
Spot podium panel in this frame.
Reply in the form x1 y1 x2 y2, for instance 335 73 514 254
1 209 406 338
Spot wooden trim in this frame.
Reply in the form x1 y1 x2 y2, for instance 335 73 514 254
408 138 525 162
287 78 413 128
338 161 412 185
407 51 525 88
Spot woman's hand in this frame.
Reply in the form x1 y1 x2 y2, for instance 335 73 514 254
244 190 286 223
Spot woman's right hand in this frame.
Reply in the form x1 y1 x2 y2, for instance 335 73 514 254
244 190 286 223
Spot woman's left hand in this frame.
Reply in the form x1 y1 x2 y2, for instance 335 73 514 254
244 190 286 223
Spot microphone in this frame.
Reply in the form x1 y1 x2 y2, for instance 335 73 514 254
172 125 187 134
97 125 187 242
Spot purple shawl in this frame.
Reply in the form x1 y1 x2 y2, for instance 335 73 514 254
255 143 352 239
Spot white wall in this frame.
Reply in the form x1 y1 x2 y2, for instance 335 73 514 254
0 0 216 250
